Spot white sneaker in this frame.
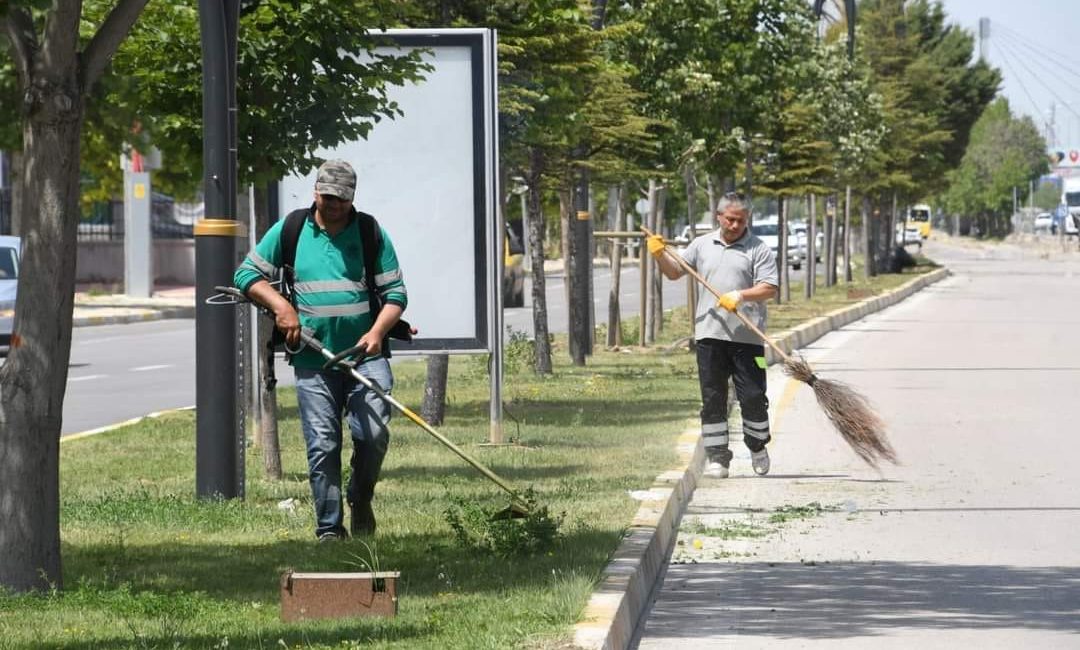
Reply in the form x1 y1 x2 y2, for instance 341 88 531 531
705 461 729 479
751 448 770 476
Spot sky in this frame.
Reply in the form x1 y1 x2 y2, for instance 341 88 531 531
937 0 1080 150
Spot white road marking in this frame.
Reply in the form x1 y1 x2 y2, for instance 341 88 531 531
68 374 105 382
131 364 173 372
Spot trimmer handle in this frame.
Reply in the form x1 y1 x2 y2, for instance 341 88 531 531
321 343 368 371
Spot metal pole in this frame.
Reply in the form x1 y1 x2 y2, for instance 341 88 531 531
638 237 646 347
196 0 244 499
486 30 503 445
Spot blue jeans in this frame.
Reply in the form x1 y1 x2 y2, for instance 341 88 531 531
294 357 393 537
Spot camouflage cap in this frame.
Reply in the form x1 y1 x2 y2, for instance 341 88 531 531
314 159 356 201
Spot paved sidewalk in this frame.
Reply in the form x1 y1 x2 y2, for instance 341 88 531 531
629 239 1080 649
72 285 195 327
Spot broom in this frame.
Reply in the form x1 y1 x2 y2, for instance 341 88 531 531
641 227 897 468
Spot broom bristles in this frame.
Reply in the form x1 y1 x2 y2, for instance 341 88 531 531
782 357 897 467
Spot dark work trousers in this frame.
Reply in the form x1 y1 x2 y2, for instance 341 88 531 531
696 338 771 463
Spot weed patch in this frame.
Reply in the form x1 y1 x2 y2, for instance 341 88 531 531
684 518 770 540
767 502 837 524
444 489 564 557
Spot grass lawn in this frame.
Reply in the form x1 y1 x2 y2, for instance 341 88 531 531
0 261 934 649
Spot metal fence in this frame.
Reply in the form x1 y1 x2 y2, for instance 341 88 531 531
0 188 197 240
77 194 197 241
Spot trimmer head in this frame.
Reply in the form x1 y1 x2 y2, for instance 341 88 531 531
491 500 530 521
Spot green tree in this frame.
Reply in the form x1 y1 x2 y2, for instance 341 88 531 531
943 98 1048 236
1 0 150 593
405 1 651 372
857 0 997 271
94 0 425 196
1033 180 1060 213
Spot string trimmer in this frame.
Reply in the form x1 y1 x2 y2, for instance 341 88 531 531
208 286 530 518
641 227 897 468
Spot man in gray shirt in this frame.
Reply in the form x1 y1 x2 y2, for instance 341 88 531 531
648 192 779 478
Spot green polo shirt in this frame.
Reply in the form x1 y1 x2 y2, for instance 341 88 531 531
234 210 408 368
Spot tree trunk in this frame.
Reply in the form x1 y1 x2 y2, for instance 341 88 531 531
644 179 659 343
806 195 817 299
252 184 281 480
559 188 574 357
606 185 623 348
684 164 697 227
779 197 790 303
887 192 899 273
526 154 552 374
844 186 853 283
421 354 449 425
862 196 874 280
824 194 836 287
0 0 148 594
9 152 23 237
0 79 84 594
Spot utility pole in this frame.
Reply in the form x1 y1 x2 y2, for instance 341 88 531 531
196 0 244 500
978 17 990 62
1049 102 1057 150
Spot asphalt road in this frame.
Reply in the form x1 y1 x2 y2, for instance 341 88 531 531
504 263 691 338
65 319 200 435
635 238 1080 648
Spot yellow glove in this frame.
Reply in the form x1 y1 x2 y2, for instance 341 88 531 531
646 235 667 258
716 290 742 312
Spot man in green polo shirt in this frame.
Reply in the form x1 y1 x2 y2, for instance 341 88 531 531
647 192 778 479
235 159 407 540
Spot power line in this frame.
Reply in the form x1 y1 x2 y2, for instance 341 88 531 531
992 27 1080 92
992 22 1080 82
994 39 1080 125
991 41 1047 120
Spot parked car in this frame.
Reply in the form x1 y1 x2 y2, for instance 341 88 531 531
1034 212 1054 233
789 222 825 262
895 223 923 249
0 235 20 356
751 215 805 269
674 221 717 247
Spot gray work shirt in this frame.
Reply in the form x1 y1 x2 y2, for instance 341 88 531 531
680 228 779 344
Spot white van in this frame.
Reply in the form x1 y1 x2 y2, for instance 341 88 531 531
1060 177 1080 237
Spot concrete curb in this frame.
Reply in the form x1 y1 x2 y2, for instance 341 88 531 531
72 306 195 328
764 267 950 364
570 266 951 650
573 430 704 650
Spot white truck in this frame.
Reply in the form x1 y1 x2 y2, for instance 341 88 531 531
1061 177 1080 237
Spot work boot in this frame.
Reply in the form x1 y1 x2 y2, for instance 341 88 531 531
350 498 376 537
751 448 770 476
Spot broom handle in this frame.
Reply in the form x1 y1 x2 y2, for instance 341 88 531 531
640 226 794 365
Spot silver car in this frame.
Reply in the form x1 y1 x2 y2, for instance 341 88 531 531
0 235 20 356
